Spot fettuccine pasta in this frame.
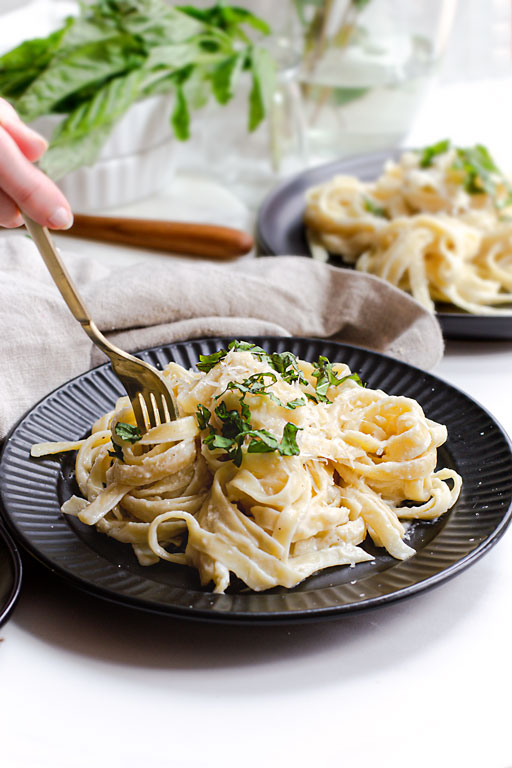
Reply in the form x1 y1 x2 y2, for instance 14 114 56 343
305 142 512 314
32 342 461 593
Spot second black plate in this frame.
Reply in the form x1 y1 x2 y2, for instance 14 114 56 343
257 151 512 340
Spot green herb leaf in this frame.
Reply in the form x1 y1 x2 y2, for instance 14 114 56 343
363 197 388 219
278 422 302 456
204 433 236 451
215 400 251 440
312 356 364 401
178 5 270 36
247 429 279 453
195 404 211 430
228 340 268 356
114 422 142 443
16 35 144 123
39 68 143 179
338 372 364 386
111 2 203 46
0 0 275 180
418 139 451 168
0 20 73 100
248 45 275 132
171 82 190 140
453 144 512 207
196 348 228 372
211 52 243 104
108 442 125 462
268 351 309 386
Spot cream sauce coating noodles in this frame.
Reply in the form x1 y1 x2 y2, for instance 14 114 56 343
32 346 461 593
305 147 512 314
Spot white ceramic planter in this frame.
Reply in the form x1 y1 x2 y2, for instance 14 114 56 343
32 94 176 212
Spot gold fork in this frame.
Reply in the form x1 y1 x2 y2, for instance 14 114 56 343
23 215 177 432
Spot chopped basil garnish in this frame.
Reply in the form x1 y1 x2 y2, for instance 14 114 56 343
363 197 388 219
416 140 512 210
217 372 306 410
195 389 302 467
418 139 451 168
193 343 363 463
108 443 125 462
114 422 142 444
196 349 228 372
312 356 363 402
278 422 301 456
453 144 512 208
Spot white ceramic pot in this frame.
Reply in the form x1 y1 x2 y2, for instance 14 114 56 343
32 94 177 212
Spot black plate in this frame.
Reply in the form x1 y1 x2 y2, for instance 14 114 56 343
257 151 512 340
0 524 22 627
1 337 511 625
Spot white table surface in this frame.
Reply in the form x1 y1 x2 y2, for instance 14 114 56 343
1 79 512 768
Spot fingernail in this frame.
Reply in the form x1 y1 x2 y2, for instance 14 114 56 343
48 207 73 229
28 128 48 152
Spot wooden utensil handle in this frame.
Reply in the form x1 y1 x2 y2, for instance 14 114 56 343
60 214 254 258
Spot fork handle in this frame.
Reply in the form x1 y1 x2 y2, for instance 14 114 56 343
23 215 124 360
23 215 92 326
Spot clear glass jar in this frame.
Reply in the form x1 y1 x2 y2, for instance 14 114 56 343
293 0 457 162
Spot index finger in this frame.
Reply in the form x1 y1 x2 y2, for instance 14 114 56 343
0 98 48 162
0 126 73 229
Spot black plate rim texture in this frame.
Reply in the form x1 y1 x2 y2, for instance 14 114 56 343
1 336 511 625
256 149 512 340
0 523 22 628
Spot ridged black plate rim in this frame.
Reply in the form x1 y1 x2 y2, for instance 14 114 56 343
0 524 22 627
1 336 511 625
256 150 512 340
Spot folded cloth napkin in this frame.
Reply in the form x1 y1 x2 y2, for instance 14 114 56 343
0 235 443 438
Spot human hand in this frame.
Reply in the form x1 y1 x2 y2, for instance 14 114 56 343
0 98 73 230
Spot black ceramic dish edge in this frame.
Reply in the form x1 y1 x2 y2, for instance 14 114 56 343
0 522 22 627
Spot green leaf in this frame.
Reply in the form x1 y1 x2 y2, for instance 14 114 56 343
331 86 369 106
195 404 211 430
211 52 243 104
171 83 190 140
247 429 279 453
418 139 451 168
0 20 73 100
312 356 364 401
248 45 275 132
114 422 142 443
112 3 203 46
146 42 201 70
16 35 143 122
278 423 301 456
453 143 512 208
215 400 251 440
204 433 236 451
338 372 363 386
177 5 270 36
39 68 143 179
217 6 271 36
285 398 307 409
108 442 124 462
176 6 218 24
196 348 228 372
228 340 268 357
363 197 388 219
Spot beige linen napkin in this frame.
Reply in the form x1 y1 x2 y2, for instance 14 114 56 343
0 235 443 438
